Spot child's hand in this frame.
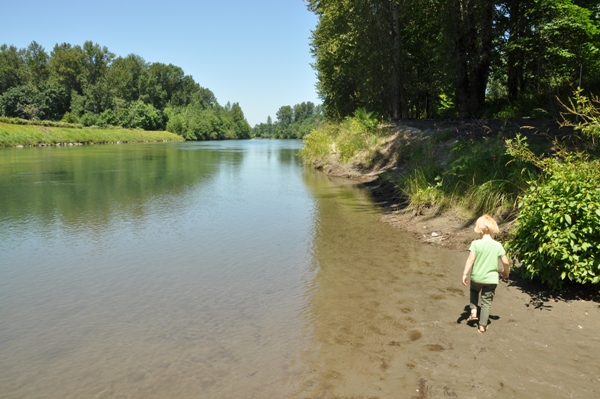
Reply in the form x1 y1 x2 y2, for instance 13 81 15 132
501 270 509 279
462 274 468 286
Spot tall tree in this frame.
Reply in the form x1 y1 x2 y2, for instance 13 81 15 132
449 0 496 116
24 41 49 87
229 102 251 138
49 43 85 95
0 44 26 93
81 41 114 86
308 0 451 119
276 105 293 128
104 54 147 103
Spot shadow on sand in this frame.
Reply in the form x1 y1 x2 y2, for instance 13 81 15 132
505 272 600 309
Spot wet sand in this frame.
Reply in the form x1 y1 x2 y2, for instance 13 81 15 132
300 254 600 398
291 192 600 398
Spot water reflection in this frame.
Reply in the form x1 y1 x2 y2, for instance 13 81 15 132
0 140 317 399
0 140 464 399
0 143 227 228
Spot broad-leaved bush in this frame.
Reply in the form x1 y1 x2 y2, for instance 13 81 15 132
506 152 600 288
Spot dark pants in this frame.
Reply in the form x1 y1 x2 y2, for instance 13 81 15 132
470 281 497 327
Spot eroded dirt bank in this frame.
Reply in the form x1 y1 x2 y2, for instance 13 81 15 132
313 118 567 252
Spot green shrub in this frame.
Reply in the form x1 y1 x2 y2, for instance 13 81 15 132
298 122 334 163
61 112 79 124
402 171 447 209
80 112 101 127
299 108 385 164
506 153 600 288
0 115 83 129
445 134 533 215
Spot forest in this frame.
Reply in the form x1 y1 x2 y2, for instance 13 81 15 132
252 101 324 139
307 0 600 120
0 41 251 140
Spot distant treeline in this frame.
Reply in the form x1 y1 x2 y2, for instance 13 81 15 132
0 41 251 139
253 101 324 139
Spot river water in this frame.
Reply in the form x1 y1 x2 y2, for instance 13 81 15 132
0 140 464 398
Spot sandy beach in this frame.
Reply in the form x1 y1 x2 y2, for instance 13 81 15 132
303 120 600 398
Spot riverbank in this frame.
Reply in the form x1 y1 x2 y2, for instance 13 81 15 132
310 118 569 251
0 121 184 148
304 120 600 398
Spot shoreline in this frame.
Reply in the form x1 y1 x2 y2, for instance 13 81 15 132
316 120 599 296
314 121 512 252
0 121 184 148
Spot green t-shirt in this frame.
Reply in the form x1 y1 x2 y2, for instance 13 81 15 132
469 238 506 284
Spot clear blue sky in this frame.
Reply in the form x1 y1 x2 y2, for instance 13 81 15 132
1 0 319 126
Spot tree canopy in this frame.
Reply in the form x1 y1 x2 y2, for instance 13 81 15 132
253 101 324 138
0 41 251 139
307 0 600 120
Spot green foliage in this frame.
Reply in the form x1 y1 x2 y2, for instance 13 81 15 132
395 131 534 216
560 89 600 140
506 153 600 288
298 122 335 161
307 0 600 119
0 40 251 140
437 94 455 118
299 108 388 164
0 44 27 93
454 135 516 181
492 0 600 117
80 112 101 127
253 102 324 139
60 112 79 124
504 96 600 288
0 83 69 120
165 100 250 140
308 0 454 119
402 171 447 209
0 116 82 129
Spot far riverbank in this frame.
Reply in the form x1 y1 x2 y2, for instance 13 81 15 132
0 121 183 148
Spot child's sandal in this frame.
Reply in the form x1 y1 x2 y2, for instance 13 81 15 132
478 325 488 333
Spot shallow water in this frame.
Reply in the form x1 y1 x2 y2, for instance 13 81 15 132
0 140 460 398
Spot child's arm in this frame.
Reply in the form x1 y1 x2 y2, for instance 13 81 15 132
500 254 510 279
462 251 476 286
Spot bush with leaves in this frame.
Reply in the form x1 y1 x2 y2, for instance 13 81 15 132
299 108 386 164
0 84 69 120
506 136 600 289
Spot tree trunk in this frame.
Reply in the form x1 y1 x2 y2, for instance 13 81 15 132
454 0 471 117
472 0 494 111
453 0 495 117
390 3 408 119
507 0 523 101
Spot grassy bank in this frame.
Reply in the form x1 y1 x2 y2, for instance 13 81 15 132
300 110 543 218
0 120 184 148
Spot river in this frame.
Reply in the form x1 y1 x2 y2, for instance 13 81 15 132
0 140 468 398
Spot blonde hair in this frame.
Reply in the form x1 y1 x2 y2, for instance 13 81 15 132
474 214 499 235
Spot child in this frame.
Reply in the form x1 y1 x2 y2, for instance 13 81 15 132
462 214 510 333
